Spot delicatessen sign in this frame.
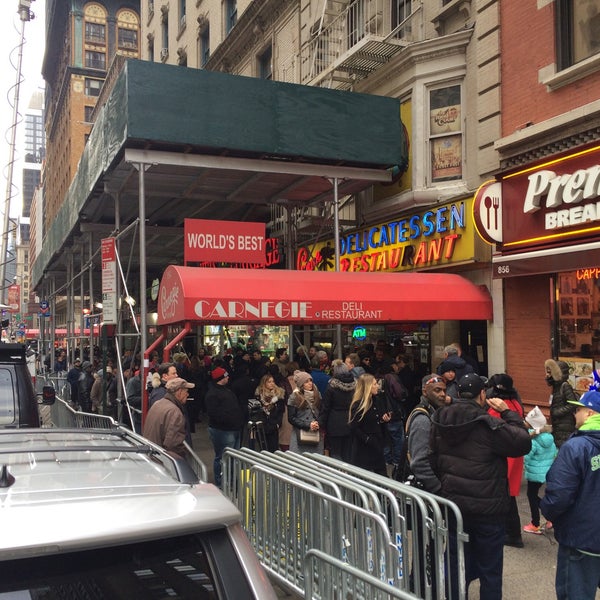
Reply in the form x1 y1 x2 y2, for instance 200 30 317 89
296 199 478 272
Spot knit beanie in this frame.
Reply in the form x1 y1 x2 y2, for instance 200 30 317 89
293 370 312 388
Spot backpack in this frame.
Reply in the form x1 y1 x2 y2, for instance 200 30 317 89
392 404 430 484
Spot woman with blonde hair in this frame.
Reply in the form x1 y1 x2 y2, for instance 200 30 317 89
287 370 324 454
252 373 286 452
348 373 391 475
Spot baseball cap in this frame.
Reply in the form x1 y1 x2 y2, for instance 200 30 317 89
165 377 195 392
458 373 487 398
568 390 600 413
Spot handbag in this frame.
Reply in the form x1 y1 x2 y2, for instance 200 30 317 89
299 428 320 445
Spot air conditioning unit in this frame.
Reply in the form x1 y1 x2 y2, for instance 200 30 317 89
160 48 168 60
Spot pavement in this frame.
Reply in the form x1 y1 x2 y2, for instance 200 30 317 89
191 421 599 600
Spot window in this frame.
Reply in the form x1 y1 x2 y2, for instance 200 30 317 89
117 9 140 52
85 22 105 44
226 0 237 33
258 45 272 80
179 0 186 30
118 28 138 50
85 50 106 70
162 15 169 55
84 78 102 97
148 37 155 61
429 84 462 183
392 0 412 35
84 106 94 123
556 0 600 69
200 26 210 67
347 0 365 47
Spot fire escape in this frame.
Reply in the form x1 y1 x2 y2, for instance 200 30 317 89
302 0 423 90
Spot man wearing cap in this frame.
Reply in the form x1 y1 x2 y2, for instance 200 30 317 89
143 377 195 460
540 388 600 599
204 367 246 487
430 373 531 600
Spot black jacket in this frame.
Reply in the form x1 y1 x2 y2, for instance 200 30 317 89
349 395 388 473
205 383 246 431
322 373 355 437
430 398 531 521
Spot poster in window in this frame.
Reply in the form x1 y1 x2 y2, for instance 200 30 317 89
431 135 462 181
429 85 461 134
560 357 595 393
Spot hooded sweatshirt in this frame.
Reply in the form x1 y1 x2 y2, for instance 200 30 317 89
540 414 600 554
430 398 531 520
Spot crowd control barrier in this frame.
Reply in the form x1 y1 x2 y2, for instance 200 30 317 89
304 548 417 600
222 448 467 600
49 396 118 429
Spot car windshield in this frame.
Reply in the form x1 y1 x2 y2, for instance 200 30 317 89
0 530 252 599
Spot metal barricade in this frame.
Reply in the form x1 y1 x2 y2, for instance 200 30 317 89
222 448 467 600
306 453 468 600
304 548 418 600
49 397 118 429
222 451 398 597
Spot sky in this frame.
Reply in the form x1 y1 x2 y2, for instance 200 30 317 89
0 0 46 219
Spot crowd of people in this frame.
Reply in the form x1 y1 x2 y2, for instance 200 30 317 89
53 340 600 599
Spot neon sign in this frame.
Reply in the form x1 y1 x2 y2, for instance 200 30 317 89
297 201 472 272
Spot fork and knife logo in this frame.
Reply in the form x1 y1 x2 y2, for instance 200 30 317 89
484 195 500 230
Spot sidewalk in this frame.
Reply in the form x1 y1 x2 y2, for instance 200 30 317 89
191 421 597 600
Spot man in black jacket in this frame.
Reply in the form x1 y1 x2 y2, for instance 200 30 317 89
430 373 531 600
204 367 245 487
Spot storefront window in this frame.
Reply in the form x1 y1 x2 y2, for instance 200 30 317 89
202 324 289 356
556 270 597 395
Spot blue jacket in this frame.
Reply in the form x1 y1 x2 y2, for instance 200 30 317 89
540 427 600 553
523 431 556 483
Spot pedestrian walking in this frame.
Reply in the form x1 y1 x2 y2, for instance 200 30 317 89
540 386 600 600
544 358 577 448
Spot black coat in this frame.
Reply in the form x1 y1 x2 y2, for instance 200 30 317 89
349 395 388 474
322 373 355 437
205 383 246 431
430 399 531 521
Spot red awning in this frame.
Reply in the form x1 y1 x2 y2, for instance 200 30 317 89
156 266 492 325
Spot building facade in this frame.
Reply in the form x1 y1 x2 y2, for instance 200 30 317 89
142 0 502 374
41 0 140 235
475 0 600 411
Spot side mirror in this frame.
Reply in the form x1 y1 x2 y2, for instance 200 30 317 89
41 386 56 405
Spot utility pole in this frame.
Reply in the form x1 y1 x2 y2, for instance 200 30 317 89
0 1 35 304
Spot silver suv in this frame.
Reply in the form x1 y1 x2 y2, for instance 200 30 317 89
0 427 276 599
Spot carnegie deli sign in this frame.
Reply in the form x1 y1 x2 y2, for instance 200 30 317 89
474 143 600 249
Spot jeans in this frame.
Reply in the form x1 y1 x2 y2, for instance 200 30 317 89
526 480 543 527
450 519 505 600
384 419 404 464
556 545 600 600
208 427 241 488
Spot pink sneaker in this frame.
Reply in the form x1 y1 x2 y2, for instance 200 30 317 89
544 520 553 531
523 523 542 535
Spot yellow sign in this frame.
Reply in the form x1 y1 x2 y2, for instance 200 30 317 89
296 198 478 272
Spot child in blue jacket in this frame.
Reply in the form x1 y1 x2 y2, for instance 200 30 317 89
523 406 557 534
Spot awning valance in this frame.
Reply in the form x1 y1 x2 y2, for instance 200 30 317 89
156 266 492 325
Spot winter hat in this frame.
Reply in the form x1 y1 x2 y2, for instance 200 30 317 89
491 373 514 392
293 370 312 388
568 390 600 413
81 361 92 370
458 373 486 398
211 367 228 382
331 359 349 378
438 360 456 375
526 406 547 432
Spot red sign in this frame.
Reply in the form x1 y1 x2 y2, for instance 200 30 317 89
474 143 600 252
7 284 20 312
184 219 266 265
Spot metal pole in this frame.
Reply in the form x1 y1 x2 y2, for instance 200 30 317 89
138 164 148 417
0 5 32 302
333 177 342 359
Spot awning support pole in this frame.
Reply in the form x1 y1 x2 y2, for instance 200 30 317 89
333 177 342 359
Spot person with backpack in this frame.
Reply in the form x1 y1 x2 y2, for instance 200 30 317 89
404 374 448 492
